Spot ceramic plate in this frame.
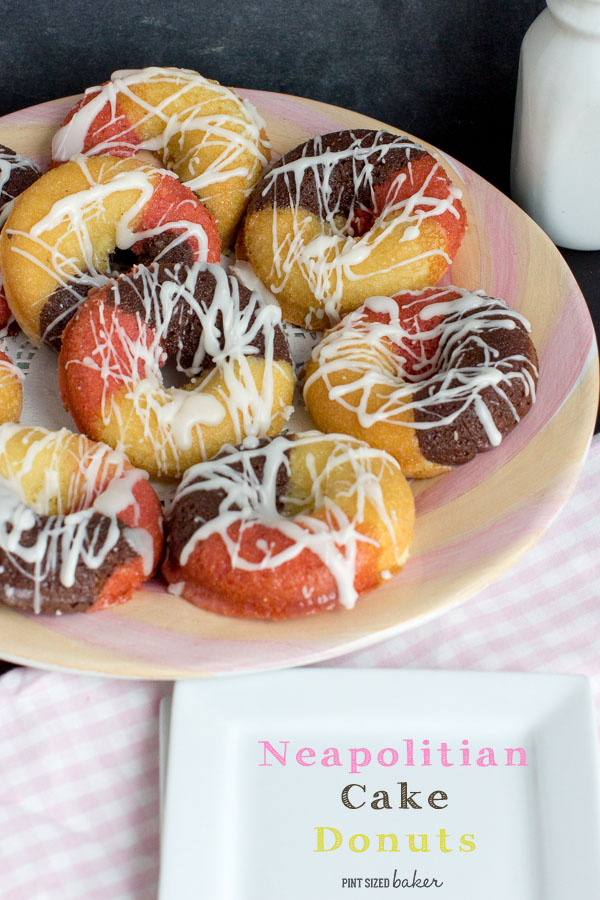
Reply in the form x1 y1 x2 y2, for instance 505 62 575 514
158 670 600 899
0 90 597 678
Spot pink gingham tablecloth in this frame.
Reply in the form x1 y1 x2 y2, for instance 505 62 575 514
1 436 600 900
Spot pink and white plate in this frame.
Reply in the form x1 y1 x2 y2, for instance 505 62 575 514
0 90 596 678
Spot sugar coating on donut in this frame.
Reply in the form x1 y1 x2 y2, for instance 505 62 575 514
52 67 270 247
0 155 220 347
58 262 295 478
243 129 466 329
0 425 163 614
162 431 414 619
304 286 539 477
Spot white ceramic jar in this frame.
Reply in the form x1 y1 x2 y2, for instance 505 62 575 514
511 0 600 249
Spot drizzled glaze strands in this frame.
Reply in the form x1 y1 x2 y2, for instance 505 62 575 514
58 262 295 479
242 129 466 329
52 67 270 248
162 431 414 619
0 154 220 347
304 286 539 479
0 425 163 614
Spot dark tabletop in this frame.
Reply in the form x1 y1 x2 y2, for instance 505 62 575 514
0 1 597 675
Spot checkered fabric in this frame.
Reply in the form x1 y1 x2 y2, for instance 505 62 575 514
1 437 599 899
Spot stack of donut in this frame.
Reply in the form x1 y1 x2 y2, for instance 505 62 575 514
0 66 540 621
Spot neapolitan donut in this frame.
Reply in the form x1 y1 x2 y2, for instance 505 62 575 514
162 431 415 619
52 67 270 248
0 154 220 347
0 424 163 614
58 261 295 479
303 286 539 478
241 129 466 329
0 351 22 424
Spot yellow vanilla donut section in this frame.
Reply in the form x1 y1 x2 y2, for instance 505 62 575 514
52 67 270 247
286 434 415 582
0 351 23 426
81 357 294 480
304 342 448 480
245 208 450 329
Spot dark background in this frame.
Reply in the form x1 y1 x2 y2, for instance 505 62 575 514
3 0 598 355
0 0 597 673
2 0 546 196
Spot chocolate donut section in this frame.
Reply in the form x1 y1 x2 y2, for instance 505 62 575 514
88 261 292 373
166 438 290 563
0 145 40 218
414 304 538 466
249 129 428 222
39 235 197 350
0 497 138 614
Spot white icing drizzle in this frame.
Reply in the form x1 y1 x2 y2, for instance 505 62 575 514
66 262 292 476
0 425 155 614
304 286 538 447
170 431 407 610
6 155 213 340
254 131 462 326
51 67 268 200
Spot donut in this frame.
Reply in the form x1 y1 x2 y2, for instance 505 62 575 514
162 431 415 619
58 261 295 479
241 129 466 329
0 144 42 332
0 424 163 614
304 286 539 478
52 67 270 248
0 350 23 424
0 154 220 347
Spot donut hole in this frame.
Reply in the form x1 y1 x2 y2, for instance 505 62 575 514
160 356 194 390
108 245 139 275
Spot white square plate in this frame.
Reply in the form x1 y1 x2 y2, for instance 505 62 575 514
158 670 600 899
